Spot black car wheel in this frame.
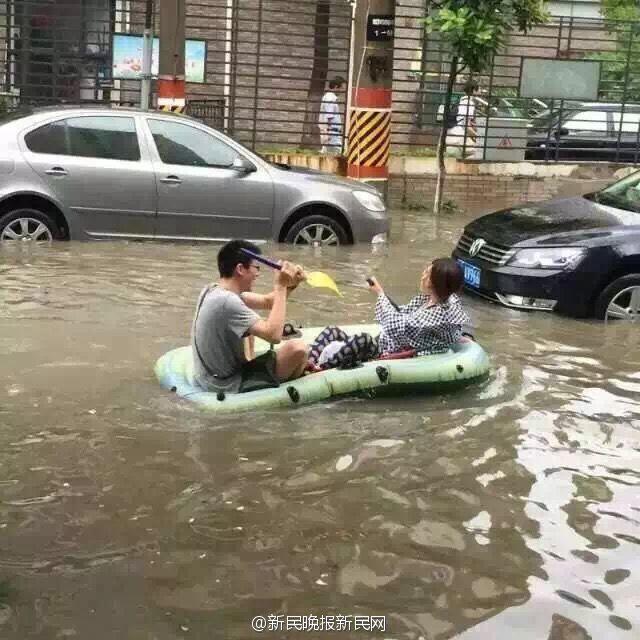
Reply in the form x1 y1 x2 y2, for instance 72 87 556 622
284 215 349 246
595 274 640 324
0 208 61 243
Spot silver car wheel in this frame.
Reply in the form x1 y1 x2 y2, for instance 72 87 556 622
1 217 53 242
292 223 339 247
604 285 640 324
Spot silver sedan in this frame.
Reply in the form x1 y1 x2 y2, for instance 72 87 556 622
0 106 388 246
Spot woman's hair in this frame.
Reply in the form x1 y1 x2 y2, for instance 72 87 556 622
430 258 464 301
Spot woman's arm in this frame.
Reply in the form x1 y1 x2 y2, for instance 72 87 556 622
375 294 408 343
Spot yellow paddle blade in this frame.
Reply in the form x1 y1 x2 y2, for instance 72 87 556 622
306 271 342 296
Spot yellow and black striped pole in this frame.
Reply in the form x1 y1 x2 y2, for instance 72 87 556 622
347 102 392 179
159 105 186 114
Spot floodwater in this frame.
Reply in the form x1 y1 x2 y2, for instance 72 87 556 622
0 208 638 640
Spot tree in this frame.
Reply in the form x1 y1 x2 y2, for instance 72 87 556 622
597 0 640 103
424 1 549 215
302 0 331 148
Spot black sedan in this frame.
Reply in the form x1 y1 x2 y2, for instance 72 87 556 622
452 172 640 323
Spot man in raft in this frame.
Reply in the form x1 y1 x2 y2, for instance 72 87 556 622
191 240 307 394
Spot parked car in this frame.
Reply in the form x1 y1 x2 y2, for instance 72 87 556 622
526 102 640 162
0 106 388 246
452 171 640 323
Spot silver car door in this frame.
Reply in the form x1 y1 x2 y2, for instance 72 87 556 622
143 117 274 241
21 114 156 238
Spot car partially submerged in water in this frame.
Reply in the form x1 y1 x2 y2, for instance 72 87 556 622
453 171 640 323
0 106 388 246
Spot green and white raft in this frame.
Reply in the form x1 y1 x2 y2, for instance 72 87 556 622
155 324 490 413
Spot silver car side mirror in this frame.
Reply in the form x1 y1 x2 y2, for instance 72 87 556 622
232 157 256 173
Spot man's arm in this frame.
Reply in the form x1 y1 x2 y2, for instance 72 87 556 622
241 264 305 310
246 261 299 343
241 288 295 310
248 285 288 343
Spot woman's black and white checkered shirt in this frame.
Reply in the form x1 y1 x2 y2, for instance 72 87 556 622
375 293 470 356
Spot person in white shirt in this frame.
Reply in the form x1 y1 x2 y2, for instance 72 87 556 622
319 76 345 154
446 78 480 157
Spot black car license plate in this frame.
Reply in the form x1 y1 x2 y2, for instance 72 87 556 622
457 259 481 288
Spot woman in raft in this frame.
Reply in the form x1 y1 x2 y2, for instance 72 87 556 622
308 257 471 370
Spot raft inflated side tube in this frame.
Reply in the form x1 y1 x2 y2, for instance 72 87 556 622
154 324 491 413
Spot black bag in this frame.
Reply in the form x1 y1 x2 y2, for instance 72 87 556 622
238 349 281 393
446 100 460 129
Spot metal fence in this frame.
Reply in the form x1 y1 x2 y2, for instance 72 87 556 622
0 0 352 152
402 7 640 163
2 1 640 163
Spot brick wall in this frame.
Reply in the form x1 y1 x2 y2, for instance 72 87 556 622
392 0 431 149
97 2 620 152
389 174 572 210
228 0 351 148
125 0 351 148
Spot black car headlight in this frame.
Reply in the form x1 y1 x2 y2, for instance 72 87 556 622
507 247 586 269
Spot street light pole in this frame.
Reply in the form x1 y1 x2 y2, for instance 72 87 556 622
140 0 154 110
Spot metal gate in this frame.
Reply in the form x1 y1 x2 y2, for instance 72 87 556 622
4 1 640 162
0 0 353 153
410 10 640 163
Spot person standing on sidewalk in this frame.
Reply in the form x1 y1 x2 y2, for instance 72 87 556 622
319 76 346 154
446 78 480 157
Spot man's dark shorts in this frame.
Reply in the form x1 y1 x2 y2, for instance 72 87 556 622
238 350 280 393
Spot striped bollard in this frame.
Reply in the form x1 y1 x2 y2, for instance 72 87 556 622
347 88 392 183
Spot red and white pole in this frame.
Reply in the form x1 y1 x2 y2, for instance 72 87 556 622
346 1 395 191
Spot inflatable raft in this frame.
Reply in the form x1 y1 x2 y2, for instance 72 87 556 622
155 324 490 413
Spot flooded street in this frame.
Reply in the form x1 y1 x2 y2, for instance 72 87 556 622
1 207 639 639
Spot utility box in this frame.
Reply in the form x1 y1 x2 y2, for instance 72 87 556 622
474 117 528 161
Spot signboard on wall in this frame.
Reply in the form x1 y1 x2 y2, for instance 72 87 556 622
520 58 600 100
112 34 206 83
367 15 394 41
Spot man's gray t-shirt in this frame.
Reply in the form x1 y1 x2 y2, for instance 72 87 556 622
191 286 259 393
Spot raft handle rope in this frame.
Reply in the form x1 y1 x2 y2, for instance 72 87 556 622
287 387 301 403
376 366 389 383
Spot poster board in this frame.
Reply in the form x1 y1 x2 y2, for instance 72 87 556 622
112 34 206 83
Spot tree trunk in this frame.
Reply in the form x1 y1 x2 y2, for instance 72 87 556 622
301 0 330 148
433 56 458 215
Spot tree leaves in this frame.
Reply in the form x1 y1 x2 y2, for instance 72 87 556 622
424 0 549 74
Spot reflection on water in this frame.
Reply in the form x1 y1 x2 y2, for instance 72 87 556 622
0 209 638 639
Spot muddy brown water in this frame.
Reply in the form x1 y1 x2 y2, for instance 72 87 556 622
0 208 638 639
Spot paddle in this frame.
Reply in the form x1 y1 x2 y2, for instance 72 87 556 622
240 248 342 296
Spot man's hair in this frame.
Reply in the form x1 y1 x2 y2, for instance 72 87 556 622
464 78 479 95
329 75 346 90
217 239 262 278
430 258 464 301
